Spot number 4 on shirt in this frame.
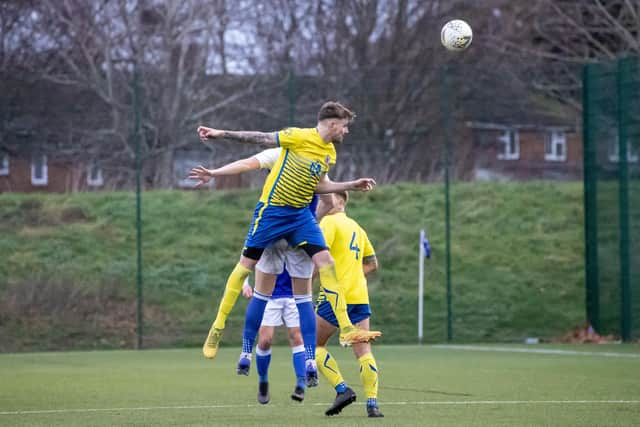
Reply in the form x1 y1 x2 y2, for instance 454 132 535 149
349 231 360 260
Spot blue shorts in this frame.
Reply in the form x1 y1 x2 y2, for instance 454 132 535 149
244 202 327 250
316 301 371 328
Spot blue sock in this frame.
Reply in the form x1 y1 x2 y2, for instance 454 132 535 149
291 345 306 388
335 381 347 393
242 291 269 354
294 295 316 361
367 398 378 408
256 347 271 384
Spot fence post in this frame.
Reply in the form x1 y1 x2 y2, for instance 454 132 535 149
133 64 144 350
440 64 453 342
582 63 600 332
616 58 632 342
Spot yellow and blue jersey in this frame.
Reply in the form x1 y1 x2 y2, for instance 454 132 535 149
319 212 375 305
259 127 336 208
244 129 331 249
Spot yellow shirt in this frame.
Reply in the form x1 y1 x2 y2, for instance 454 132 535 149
320 212 375 305
258 128 336 208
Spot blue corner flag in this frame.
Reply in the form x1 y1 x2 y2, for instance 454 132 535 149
421 233 431 259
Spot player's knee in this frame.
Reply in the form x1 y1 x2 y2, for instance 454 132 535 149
288 330 303 346
258 336 272 350
309 249 333 267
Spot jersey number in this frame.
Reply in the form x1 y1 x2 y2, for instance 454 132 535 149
349 231 360 260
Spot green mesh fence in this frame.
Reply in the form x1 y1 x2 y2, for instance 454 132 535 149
583 57 640 341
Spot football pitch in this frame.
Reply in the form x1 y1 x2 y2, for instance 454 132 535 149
1 344 638 427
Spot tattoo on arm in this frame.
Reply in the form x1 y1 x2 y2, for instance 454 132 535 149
363 255 377 264
223 131 277 147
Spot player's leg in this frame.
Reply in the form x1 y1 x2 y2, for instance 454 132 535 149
351 316 383 418
290 273 317 387
278 295 306 399
281 244 318 385
211 202 289 360
315 312 346 390
285 209 354 334
285 324 306 401
310 249 381 345
203 254 257 359
238 268 277 373
315 306 356 416
308 248 351 329
255 324 275 404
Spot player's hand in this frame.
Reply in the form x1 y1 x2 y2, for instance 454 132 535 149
187 165 214 188
351 178 376 192
197 126 224 142
242 281 253 299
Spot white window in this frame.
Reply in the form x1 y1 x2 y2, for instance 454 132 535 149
608 134 639 163
0 153 8 175
545 131 567 162
497 129 519 160
87 162 104 187
31 154 48 186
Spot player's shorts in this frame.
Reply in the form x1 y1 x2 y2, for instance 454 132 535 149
261 297 300 327
256 239 314 278
316 301 371 328
244 202 327 250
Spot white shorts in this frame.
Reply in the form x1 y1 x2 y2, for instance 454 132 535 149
257 239 314 278
261 297 300 327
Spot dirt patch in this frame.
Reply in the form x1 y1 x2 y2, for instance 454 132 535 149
60 206 91 223
553 323 619 344
16 199 53 227
5 200 92 228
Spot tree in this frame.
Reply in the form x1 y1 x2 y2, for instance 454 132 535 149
487 0 640 110
19 0 269 187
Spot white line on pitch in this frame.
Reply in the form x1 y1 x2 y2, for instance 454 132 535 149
431 345 640 358
1 400 639 416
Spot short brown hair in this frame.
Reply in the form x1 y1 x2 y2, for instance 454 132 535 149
317 101 356 122
335 190 349 205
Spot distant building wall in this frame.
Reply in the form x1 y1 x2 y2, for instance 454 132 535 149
470 123 583 181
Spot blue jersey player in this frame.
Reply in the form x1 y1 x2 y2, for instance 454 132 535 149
242 267 307 404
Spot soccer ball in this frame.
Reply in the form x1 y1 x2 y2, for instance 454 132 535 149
441 19 473 51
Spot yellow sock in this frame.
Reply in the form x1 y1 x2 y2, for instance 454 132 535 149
212 263 251 329
318 264 352 329
316 346 344 388
358 353 379 399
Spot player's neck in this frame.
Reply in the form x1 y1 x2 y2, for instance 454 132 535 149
315 124 332 143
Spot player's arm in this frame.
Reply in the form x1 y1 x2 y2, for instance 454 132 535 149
197 125 277 148
188 156 261 187
315 173 376 194
363 255 378 275
362 231 378 275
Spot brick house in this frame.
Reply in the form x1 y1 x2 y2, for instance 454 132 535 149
0 146 257 193
1 124 587 193
0 149 106 193
467 121 583 181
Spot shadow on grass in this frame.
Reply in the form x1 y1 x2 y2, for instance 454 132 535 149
381 385 472 397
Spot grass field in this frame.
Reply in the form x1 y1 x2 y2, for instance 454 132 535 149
1 344 639 426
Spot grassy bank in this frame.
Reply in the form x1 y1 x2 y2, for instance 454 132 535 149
0 181 585 351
